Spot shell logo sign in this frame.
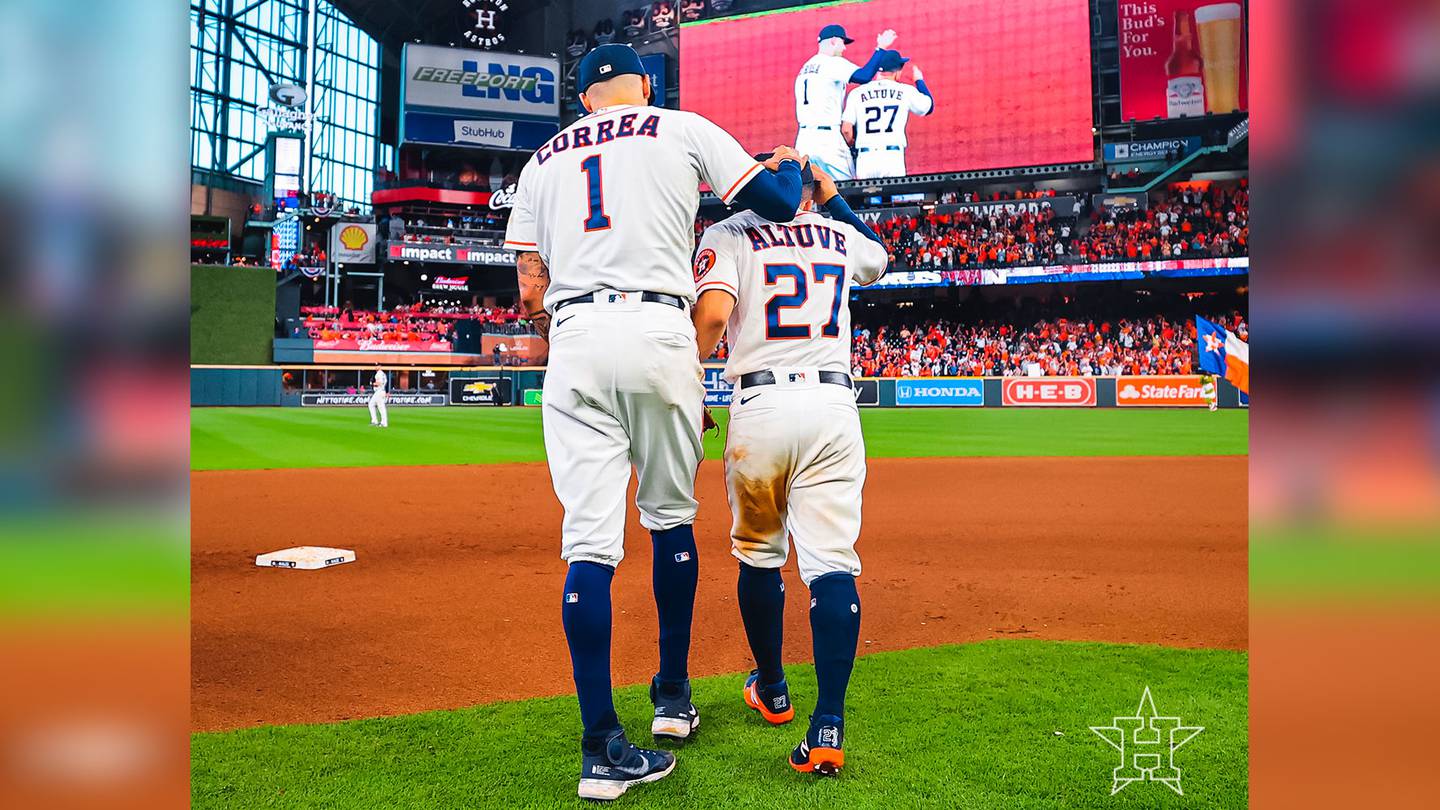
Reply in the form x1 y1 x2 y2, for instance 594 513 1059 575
339 225 370 250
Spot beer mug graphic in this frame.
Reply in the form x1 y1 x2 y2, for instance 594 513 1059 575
1195 3 1243 114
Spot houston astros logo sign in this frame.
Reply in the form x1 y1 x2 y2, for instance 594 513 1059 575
693 248 716 282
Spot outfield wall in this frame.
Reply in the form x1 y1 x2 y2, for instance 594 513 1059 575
191 366 1246 409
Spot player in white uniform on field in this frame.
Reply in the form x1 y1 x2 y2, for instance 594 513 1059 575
794 24 897 180
367 365 387 427
502 44 808 803
842 50 935 180
692 161 887 777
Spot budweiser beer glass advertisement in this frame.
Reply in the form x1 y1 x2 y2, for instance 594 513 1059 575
1117 1 1247 122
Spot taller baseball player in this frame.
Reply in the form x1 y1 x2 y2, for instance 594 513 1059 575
502 43 808 802
367 364 387 428
692 162 887 775
842 50 934 180
794 24 897 180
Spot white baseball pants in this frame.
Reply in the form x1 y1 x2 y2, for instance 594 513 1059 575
542 293 707 567
854 149 907 180
722 370 865 585
796 127 854 180
368 391 388 426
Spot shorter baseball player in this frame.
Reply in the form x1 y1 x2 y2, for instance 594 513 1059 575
368 364 388 428
794 24 898 180
841 50 934 180
692 161 887 775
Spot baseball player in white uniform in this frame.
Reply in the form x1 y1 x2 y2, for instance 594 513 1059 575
502 44 808 802
367 365 388 427
692 161 887 777
794 24 897 180
842 50 935 180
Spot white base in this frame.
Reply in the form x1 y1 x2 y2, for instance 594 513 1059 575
255 546 356 570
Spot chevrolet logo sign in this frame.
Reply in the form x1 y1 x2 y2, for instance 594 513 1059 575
463 382 495 394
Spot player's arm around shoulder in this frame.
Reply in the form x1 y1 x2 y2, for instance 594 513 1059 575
691 221 742 359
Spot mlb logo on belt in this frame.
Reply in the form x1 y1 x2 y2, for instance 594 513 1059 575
788 372 807 383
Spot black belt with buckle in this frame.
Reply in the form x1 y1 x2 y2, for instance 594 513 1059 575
738 370 853 389
553 291 686 312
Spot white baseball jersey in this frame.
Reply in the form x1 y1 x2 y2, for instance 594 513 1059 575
695 208 887 383
795 53 861 129
842 79 933 150
696 206 885 585
504 104 762 311
372 369 387 392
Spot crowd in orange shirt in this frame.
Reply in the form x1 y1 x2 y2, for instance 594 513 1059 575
1080 181 1249 263
872 205 1076 270
297 304 521 343
849 310 1248 378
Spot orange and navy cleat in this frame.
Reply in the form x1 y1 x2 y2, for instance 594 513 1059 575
742 670 795 725
789 714 845 775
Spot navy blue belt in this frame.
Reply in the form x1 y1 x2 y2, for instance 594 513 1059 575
801 125 834 131
738 370 852 389
553 291 685 312
858 145 903 152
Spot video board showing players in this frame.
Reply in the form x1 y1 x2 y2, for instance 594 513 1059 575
679 0 1094 179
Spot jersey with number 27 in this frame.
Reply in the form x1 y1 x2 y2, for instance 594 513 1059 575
503 104 762 312
842 79 933 150
695 209 888 382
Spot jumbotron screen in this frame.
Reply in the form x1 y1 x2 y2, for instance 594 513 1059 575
679 0 1094 178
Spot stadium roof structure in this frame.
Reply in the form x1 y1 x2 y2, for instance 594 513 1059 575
327 0 558 51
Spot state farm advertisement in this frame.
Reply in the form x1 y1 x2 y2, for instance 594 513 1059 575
1117 1 1248 121
1116 376 1211 406
1002 377 1097 407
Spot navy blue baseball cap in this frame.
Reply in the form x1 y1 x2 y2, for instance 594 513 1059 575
578 43 646 92
877 49 909 71
818 24 855 44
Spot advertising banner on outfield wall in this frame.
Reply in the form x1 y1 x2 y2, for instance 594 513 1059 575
895 378 984 407
300 392 447 406
449 377 514 406
1116 376 1211 406
853 379 880 407
703 366 734 407
1118 0 1248 121
1002 377 1097 407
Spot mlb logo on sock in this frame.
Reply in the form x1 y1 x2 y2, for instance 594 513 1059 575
674 552 691 562
565 592 579 603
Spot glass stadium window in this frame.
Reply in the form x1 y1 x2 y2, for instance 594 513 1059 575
190 0 380 212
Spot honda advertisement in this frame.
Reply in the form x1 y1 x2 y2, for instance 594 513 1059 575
1001 377 1097 407
895 379 984 407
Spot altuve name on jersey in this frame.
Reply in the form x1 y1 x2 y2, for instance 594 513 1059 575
857 86 908 103
742 221 848 255
535 111 660 164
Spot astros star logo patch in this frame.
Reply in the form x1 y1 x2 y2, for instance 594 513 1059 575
693 248 716 282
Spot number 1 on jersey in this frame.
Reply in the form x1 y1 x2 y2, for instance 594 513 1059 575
580 155 611 232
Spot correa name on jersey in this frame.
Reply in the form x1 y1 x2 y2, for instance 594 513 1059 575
534 112 660 164
742 222 848 255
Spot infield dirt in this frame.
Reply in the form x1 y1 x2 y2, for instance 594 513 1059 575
192 456 1246 732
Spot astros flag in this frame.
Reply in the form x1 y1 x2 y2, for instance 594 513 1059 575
1195 316 1249 394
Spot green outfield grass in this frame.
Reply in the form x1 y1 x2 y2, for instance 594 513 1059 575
191 407 1248 471
191 639 1247 809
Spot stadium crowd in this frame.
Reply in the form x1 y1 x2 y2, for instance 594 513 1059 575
872 205 1077 269
296 303 522 343
1080 182 1248 262
846 309 1248 378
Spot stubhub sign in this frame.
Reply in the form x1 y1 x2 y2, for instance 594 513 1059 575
454 120 513 147
896 379 984 407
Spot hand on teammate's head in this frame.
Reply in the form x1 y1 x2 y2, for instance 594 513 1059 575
912 65 923 82
876 29 898 49
764 146 807 172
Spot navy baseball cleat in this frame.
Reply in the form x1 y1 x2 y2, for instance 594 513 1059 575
743 670 795 724
790 714 845 775
649 675 700 740
578 729 676 801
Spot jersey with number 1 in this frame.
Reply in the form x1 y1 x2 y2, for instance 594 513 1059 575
503 104 762 312
795 54 860 129
695 209 888 382
842 79 933 150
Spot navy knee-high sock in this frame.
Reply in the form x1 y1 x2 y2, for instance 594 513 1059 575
562 561 620 740
651 524 698 685
809 572 861 719
736 562 785 684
